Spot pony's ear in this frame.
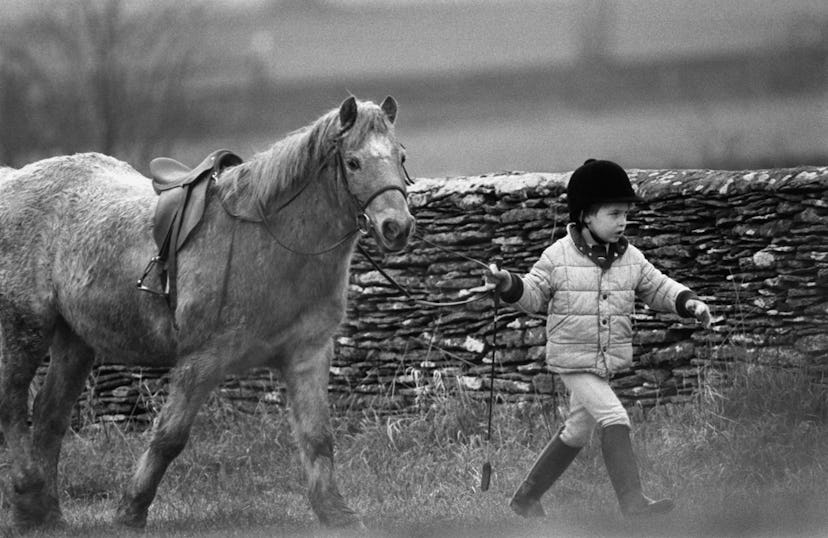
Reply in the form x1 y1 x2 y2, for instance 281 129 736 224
339 96 358 131
381 96 397 124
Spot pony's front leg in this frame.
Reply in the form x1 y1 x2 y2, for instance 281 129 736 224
283 341 362 529
114 359 221 528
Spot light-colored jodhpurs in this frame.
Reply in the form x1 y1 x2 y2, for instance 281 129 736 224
557 372 631 447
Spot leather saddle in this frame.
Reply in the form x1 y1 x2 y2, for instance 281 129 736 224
137 149 242 312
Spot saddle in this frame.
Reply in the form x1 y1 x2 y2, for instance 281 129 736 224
137 149 242 312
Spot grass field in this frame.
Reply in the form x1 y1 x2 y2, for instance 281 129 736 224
2 362 826 537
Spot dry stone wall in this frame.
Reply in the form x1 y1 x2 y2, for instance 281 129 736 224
36 166 828 426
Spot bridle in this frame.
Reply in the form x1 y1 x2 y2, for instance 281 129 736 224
333 146 413 235
217 124 411 256
214 124 491 308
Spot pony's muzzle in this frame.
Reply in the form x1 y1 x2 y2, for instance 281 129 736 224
360 187 414 252
378 214 414 252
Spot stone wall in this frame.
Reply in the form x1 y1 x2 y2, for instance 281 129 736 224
36 166 828 426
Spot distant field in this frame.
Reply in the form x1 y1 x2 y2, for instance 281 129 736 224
395 92 828 176
204 0 828 84
157 0 828 177
3 1 825 175
174 89 827 178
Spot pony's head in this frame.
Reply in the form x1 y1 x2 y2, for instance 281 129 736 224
334 96 414 252
232 96 415 253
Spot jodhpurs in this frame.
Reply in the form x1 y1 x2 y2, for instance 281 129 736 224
557 372 631 447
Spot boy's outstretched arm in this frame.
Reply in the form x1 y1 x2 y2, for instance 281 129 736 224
635 251 714 329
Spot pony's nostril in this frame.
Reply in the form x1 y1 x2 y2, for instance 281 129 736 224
382 220 401 242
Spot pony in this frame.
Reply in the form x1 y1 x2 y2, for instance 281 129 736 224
0 96 414 530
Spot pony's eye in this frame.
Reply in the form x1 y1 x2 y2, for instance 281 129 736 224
346 158 361 171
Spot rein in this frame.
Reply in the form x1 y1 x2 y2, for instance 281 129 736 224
357 242 493 308
356 228 504 308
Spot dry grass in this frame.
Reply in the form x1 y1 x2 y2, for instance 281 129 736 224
1 361 826 537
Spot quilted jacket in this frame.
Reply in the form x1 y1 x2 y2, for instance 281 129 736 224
502 224 696 378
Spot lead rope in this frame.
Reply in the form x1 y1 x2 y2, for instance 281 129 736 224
356 238 503 490
480 287 499 491
357 243 492 308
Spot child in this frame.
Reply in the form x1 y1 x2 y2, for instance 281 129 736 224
486 159 711 518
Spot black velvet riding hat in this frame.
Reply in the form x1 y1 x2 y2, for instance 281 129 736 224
566 159 643 223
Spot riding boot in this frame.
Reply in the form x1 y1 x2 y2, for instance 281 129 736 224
509 433 581 518
601 424 674 517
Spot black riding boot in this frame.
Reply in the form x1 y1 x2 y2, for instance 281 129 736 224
601 424 674 517
509 434 581 518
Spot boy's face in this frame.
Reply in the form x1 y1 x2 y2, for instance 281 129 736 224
583 202 631 243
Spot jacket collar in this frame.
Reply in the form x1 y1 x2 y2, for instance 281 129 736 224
568 223 628 270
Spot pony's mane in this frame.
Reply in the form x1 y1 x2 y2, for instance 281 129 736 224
222 100 393 205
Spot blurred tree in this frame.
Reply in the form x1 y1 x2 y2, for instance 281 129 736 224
578 0 613 66
0 0 205 168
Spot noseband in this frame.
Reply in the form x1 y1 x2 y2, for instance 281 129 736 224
332 147 409 237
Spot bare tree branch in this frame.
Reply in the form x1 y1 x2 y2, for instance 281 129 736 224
0 0 206 167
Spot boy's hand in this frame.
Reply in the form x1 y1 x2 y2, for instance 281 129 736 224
685 299 712 329
484 264 511 293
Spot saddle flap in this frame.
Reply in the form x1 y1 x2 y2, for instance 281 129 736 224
152 188 186 249
151 176 211 253
176 177 210 251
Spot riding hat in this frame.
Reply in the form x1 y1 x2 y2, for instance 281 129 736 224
566 159 643 224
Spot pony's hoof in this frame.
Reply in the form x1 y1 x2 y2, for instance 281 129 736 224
346 518 367 531
9 480 64 531
11 510 65 533
42 510 67 529
11 513 66 533
114 515 147 529
510 496 546 518
321 510 365 531
334 518 366 533
113 507 148 529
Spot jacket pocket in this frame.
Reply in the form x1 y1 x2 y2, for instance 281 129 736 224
546 313 570 341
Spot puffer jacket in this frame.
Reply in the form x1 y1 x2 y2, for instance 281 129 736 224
502 224 696 378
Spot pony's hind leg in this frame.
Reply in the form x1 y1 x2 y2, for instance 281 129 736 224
0 309 54 529
114 357 222 528
282 341 362 529
30 320 95 523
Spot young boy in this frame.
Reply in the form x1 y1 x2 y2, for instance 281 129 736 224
486 159 712 518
